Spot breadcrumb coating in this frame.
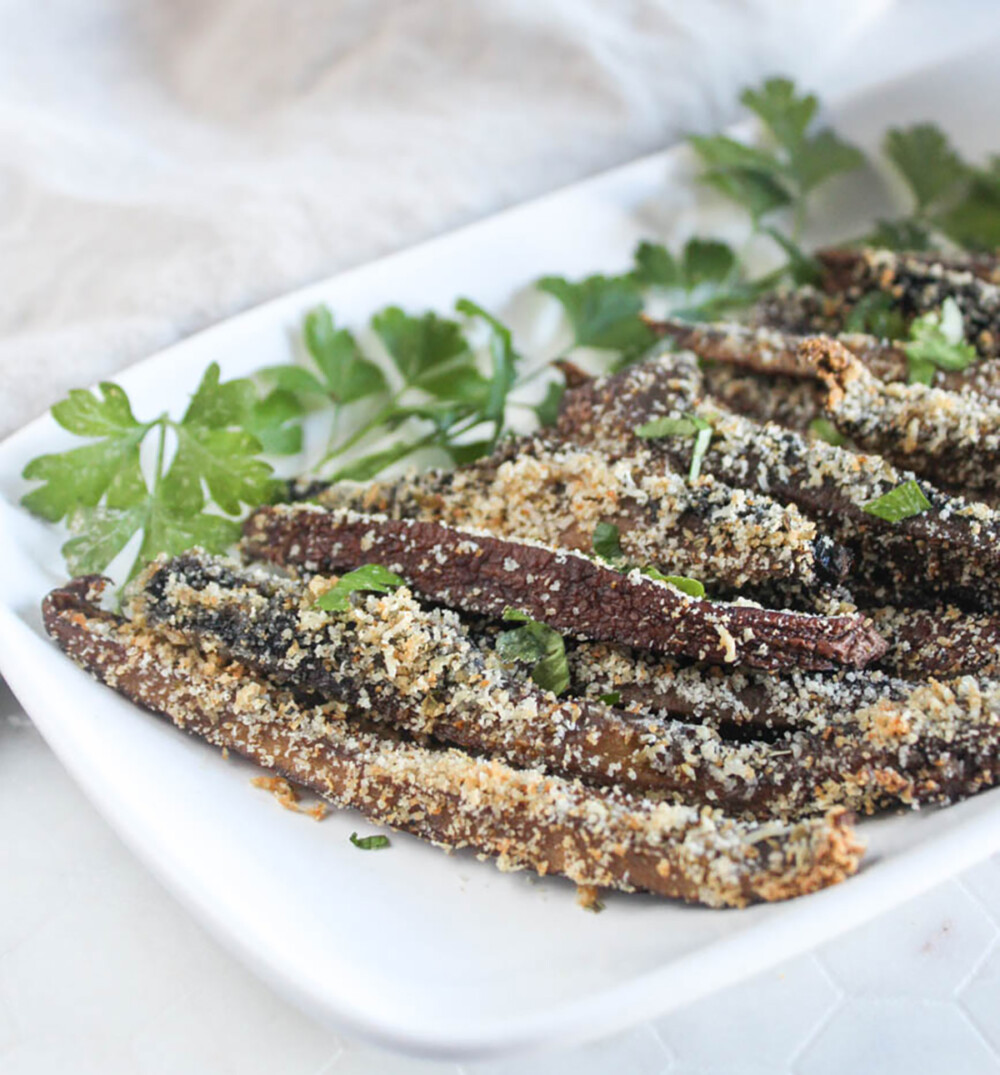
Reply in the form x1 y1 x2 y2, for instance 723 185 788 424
314 438 843 593
42 577 864 908
241 505 886 671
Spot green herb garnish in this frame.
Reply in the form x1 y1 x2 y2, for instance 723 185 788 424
592 521 623 561
635 413 713 482
808 418 847 447
350 832 390 850
536 273 656 359
315 564 406 611
861 480 932 522
21 366 293 581
496 608 570 696
903 298 977 385
598 691 622 706
641 567 706 598
690 77 864 248
877 123 1000 251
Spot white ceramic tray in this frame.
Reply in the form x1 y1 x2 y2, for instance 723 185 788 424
3 44 1000 1062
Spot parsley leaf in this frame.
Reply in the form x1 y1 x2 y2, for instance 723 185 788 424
350 832 390 850
632 241 680 289
689 134 792 222
808 418 847 447
592 521 623 561
884 124 967 215
496 608 570 696
631 238 751 322
162 365 280 516
598 691 621 706
903 298 977 384
634 415 704 438
862 480 932 523
314 564 406 611
536 274 656 357
641 566 706 598
373 306 486 402
297 306 389 404
21 368 280 582
690 77 863 254
936 162 1000 251
740 77 816 150
455 298 520 434
843 292 907 340
21 384 148 523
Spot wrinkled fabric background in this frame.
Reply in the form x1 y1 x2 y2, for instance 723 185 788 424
0 0 892 438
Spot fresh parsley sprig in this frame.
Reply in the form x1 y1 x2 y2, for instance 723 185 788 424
21 364 294 581
690 77 864 252
873 124 1000 251
903 297 977 385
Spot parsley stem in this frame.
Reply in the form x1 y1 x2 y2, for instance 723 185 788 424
150 415 169 498
317 395 402 466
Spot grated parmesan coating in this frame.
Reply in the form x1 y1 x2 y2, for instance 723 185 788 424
313 437 839 593
565 640 1000 808
129 550 931 820
809 336 1000 493
240 504 886 671
42 577 864 908
556 350 1000 610
870 605 1000 680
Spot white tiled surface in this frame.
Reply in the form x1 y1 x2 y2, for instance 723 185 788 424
3 672 1000 1075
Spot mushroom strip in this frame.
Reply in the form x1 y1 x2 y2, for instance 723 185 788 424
240 506 887 672
556 353 1000 610
817 248 1000 360
311 438 851 593
809 336 1000 492
42 577 864 907
650 318 1000 418
869 605 1000 679
128 551 923 819
648 317 907 381
565 641 1000 806
701 364 823 432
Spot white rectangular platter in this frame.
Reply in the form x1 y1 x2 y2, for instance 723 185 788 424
2 42 1000 1061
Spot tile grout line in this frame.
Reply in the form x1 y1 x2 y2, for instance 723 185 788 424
788 954 846 1074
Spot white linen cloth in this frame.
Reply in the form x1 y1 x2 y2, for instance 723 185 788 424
0 0 889 438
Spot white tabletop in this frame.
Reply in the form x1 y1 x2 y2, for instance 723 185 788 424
5 5 1000 1072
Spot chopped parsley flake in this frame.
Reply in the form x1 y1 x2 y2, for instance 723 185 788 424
861 480 932 522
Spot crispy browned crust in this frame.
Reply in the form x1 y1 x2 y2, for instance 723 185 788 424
556 352 1000 611
565 640 1000 805
42 577 864 907
648 317 909 381
808 336 1000 492
313 437 850 593
128 551 942 819
870 605 1000 679
240 505 887 672
817 248 1000 360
